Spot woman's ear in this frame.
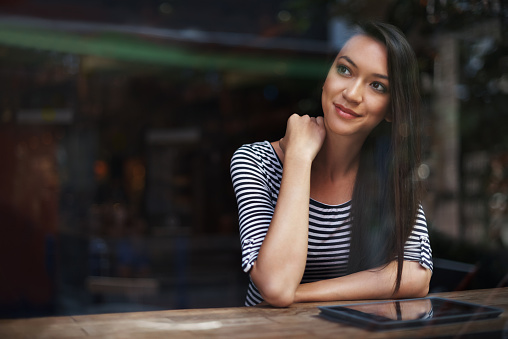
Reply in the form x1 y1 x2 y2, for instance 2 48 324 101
384 112 392 123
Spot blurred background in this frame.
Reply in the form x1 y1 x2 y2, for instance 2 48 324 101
0 0 507 318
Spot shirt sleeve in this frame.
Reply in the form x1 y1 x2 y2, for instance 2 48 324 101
403 205 433 271
230 144 276 273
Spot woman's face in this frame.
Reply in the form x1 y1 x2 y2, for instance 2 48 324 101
321 34 391 140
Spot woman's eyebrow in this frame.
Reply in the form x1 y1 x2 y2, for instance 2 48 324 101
374 73 389 80
338 55 357 68
338 55 389 80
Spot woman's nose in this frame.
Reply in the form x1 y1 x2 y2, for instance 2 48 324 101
342 81 362 104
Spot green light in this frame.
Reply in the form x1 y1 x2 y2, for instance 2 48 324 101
0 23 328 78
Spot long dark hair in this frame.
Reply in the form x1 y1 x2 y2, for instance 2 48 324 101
346 22 422 293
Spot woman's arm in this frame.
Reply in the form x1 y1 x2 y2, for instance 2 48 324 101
249 114 325 307
294 261 431 303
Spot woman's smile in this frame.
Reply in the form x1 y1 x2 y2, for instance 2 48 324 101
334 103 361 120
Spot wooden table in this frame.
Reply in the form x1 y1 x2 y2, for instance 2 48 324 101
1 288 507 338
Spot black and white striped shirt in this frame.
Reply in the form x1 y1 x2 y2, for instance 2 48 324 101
230 141 433 306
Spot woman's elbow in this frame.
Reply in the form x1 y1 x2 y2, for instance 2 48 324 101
264 295 294 308
415 267 432 297
261 288 295 307
250 266 296 307
257 282 295 307
398 264 432 298
411 279 430 298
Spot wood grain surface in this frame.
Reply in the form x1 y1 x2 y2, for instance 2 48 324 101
0 288 507 338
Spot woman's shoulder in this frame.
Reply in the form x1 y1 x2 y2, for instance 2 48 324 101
231 141 283 179
232 141 278 163
235 140 272 152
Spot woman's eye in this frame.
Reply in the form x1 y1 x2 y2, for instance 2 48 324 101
371 82 388 93
337 65 351 76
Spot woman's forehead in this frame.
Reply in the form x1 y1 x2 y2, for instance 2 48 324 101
339 34 387 57
336 35 388 74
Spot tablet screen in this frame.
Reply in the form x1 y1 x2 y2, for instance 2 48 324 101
336 298 433 322
318 297 503 330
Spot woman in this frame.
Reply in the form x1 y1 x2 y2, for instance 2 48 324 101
230 21 432 307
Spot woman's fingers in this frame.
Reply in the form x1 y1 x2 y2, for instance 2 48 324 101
314 116 326 141
282 114 325 161
279 137 286 154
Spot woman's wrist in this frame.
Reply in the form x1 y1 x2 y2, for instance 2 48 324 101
283 148 316 165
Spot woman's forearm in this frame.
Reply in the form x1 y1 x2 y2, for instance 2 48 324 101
294 261 431 303
250 154 313 307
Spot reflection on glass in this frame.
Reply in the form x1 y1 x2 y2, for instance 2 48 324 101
344 299 433 322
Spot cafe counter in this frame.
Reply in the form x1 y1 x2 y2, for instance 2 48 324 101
1 288 507 338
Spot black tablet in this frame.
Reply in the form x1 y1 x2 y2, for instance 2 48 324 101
318 297 503 331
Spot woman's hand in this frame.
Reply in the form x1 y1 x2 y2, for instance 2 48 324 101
279 114 326 163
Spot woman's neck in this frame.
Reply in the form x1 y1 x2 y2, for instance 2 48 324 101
309 133 365 205
313 133 364 181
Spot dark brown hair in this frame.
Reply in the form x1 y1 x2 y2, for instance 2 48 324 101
346 21 422 293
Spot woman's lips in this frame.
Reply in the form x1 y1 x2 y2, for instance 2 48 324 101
334 104 360 119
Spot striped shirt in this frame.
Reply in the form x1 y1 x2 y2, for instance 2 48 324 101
230 141 433 306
